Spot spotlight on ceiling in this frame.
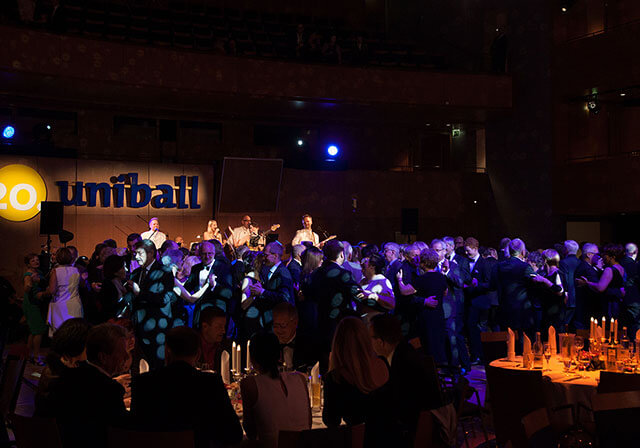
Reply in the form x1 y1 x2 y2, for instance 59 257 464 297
327 145 339 157
2 125 15 139
297 139 304 147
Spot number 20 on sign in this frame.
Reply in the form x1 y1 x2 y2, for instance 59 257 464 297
0 164 47 222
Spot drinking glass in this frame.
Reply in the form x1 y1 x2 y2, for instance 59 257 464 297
543 343 552 371
575 336 584 357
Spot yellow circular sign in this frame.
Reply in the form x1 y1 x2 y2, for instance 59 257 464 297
0 164 47 222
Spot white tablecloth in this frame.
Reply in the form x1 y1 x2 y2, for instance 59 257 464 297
490 355 598 427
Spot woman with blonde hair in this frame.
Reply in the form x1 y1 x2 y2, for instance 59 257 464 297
203 219 223 242
322 317 389 431
532 248 567 329
47 247 83 337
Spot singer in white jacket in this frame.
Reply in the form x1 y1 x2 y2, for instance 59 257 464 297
141 217 167 249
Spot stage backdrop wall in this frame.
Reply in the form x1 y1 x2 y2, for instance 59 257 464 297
0 155 214 287
0 155 497 290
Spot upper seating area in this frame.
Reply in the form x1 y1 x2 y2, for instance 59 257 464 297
3 0 447 70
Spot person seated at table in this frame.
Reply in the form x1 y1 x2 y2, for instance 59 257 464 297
369 314 444 448
272 302 319 372
47 323 131 448
322 317 391 447
197 306 232 374
240 332 311 448
35 318 91 417
131 326 242 448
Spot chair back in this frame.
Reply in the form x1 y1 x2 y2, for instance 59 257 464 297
486 366 545 448
591 390 640 447
521 408 557 448
107 426 195 448
480 331 518 364
10 414 63 448
0 354 26 418
413 410 434 448
278 424 365 448
597 371 640 393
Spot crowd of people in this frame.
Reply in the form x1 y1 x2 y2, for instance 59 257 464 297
3 214 640 447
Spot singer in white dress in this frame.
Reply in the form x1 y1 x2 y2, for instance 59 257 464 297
47 248 84 337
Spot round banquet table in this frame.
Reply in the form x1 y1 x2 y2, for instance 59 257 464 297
489 355 599 427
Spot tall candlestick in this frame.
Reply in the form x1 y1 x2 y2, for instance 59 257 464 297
246 340 251 371
236 345 242 374
603 317 607 340
232 341 237 372
590 318 594 340
614 319 618 343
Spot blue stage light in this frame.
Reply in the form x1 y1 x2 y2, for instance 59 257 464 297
327 145 339 157
2 126 15 139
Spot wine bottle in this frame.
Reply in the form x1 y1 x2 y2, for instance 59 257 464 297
533 332 544 369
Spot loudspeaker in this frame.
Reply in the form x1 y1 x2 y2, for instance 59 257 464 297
401 208 418 235
159 120 177 142
40 202 64 235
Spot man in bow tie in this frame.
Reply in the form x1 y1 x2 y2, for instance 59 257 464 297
184 241 234 331
272 302 319 372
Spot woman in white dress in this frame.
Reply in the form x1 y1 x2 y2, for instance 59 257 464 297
240 332 311 448
47 247 83 336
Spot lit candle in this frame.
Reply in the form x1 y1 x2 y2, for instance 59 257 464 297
614 319 618 343
603 316 607 340
590 317 594 340
236 345 242 373
231 341 237 372
611 318 615 343
246 340 251 371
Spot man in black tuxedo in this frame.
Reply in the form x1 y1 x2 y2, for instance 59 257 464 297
559 240 581 328
131 326 243 448
480 248 500 330
498 238 511 262
492 238 536 338
620 243 640 335
444 236 471 285
464 237 495 363
184 241 235 331
394 244 422 340
48 323 131 448
231 245 250 288
129 240 178 371
370 314 443 448
248 241 295 330
575 243 601 328
124 233 142 279
384 242 403 286
287 244 305 285
432 239 469 370
272 302 319 372
307 240 362 371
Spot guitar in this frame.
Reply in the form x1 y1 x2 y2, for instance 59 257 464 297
249 224 281 251
317 235 337 248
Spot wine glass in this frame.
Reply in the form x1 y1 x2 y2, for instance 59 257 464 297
563 355 572 373
574 336 584 362
543 343 552 371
